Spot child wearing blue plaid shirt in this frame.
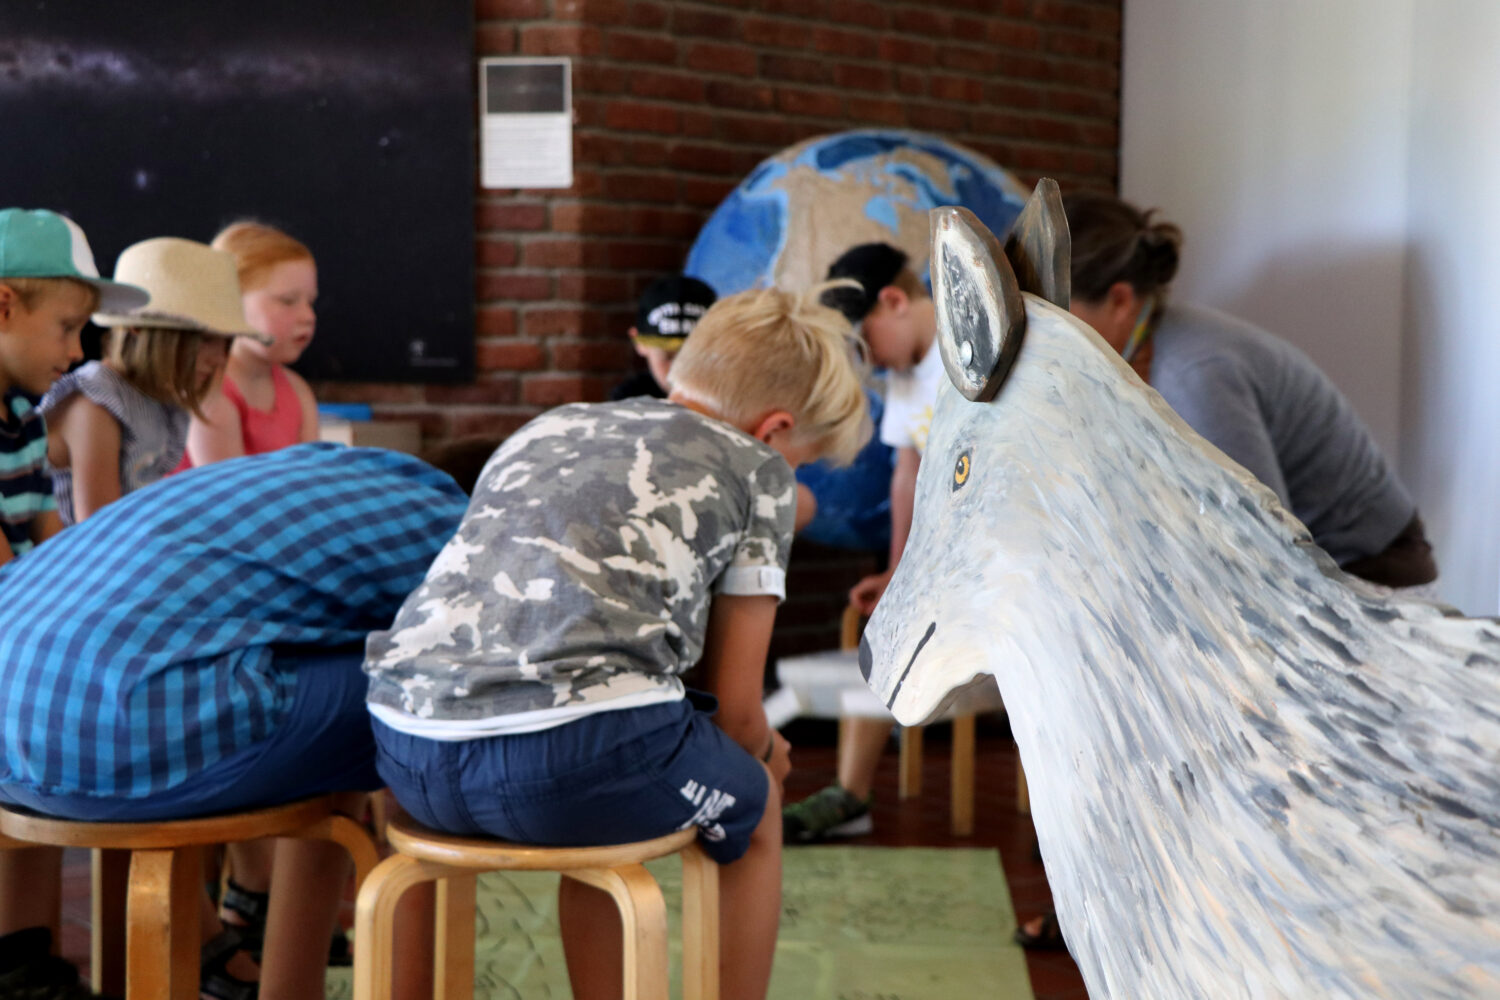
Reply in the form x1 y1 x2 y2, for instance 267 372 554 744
0 443 467 998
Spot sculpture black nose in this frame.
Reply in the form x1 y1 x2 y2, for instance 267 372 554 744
858 634 874 682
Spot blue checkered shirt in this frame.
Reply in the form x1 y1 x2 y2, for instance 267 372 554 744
0 443 466 798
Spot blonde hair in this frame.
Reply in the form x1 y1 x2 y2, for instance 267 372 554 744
1 277 99 314
104 326 221 418
669 282 871 466
211 221 313 292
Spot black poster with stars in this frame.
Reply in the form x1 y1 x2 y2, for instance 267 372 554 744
0 1 474 382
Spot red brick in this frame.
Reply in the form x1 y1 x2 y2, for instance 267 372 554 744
629 2 670 29
707 80 776 111
684 43 759 77
625 138 673 167
476 339 547 371
742 16 810 49
891 8 952 37
476 306 518 337
668 143 740 175
1077 120 1120 147
477 239 518 268
894 69 926 97
628 207 704 240
518 24 603 56
930 74 986 103
522 239 589 269
674 8 741 38
566 167 606 197
475 25 516 55
476 0 545 17
1048 30 1117 61
682 176 737 207
940 44 1003 75
604 100 680 134
477 202 547 232
575 133 627 167
913 103 968 133
846 96 907 127
988 20 1044 50
552 0 630 23
833 62 891 91
973 109 1031 136
572 64 628 94
1027 117 1086 144
551 202 633 235
1011 144 1070 172
812 27 879 59
761 0 824 15
986 80 1048 110
523 374 610 406
629 69 708 103
603 171 678 203
776 87 844 119
1046 88 1119 118
478 272 551 301
557 273 633 303
1034 0 1122 35
449 410 535 439
551 340 634 371
995 51 1053 82
716 113 797 147
571 96 609 129
1061 60 1120 91
604 240 689 272
829 0 887 30
878 37 936 64
524 307 616 338
679 110 717 138
761 54 832 85
606 31 678 64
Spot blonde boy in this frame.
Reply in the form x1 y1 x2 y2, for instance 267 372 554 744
0 209 146 565
366 284 867 1000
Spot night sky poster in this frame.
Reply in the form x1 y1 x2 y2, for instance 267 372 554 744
0 1 475 382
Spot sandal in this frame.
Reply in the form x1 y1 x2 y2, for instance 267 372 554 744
218 879 269 961
1013 910 1069 952
200 928 257 1000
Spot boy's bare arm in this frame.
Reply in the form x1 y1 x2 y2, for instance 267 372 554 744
699 592 780 758
29 509 62 547
0 533 13 568
850 446 921 614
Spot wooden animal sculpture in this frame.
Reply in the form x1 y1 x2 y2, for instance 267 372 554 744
858 185 1500 999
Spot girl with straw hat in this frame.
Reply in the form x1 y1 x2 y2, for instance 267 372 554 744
40 236 268 524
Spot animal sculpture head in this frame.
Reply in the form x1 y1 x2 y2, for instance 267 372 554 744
860 185 1500 998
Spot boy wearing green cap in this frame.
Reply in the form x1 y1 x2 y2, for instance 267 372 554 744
0 208 147 567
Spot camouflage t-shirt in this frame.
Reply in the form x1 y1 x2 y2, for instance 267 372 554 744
365 398 797 737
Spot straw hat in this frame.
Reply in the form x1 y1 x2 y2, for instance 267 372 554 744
93 237 270 344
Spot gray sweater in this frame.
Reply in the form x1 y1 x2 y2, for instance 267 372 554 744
1150 304 1414 566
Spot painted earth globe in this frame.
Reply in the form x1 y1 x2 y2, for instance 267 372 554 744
685 130 1029 554
685 128 1029 296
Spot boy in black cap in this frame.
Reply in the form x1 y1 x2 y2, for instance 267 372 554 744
609 274 717 400
783 242 941 843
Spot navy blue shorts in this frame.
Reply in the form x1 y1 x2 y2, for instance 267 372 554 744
0 647 381 822
373 693 770 865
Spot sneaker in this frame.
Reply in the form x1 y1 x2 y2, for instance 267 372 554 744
782 784 873 843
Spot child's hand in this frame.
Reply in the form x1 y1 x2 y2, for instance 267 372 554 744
849 569 893 616
766 730 792 787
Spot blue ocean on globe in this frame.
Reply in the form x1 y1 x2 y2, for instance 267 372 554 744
684 131 1028 554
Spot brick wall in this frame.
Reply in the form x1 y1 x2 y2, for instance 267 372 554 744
320 0 1122 657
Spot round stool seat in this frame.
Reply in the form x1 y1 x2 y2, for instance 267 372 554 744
385 811 698 871
0 796 337 849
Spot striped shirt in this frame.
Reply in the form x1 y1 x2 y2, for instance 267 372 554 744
0 443 467 798
0 391 56 558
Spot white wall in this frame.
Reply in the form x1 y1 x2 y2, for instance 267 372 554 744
1121 0 1500 614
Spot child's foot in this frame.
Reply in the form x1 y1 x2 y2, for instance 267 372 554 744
782 784 873 842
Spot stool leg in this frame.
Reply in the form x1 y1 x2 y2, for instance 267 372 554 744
567 864 670 1000
434 875 476 1000
680 845 720 1000
899 726 924 799
126 848 198 1000
354 854 452 1000
294 812 381 890
90 848 128 996
950 714 976 837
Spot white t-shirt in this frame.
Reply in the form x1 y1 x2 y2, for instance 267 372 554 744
879 344 944 454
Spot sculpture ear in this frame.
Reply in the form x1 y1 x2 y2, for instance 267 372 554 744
1003 178 1071 309
929 206 1025 402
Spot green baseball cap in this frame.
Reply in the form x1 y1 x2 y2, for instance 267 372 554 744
0 208 150 313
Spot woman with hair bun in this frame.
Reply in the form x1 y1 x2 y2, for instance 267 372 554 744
1014 191 1438 951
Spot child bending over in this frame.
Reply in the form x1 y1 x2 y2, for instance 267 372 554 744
365 284 869 1000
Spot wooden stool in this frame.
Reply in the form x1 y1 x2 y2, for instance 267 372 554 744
0 796 379 1000
839 605 982 835
354 811 720 1000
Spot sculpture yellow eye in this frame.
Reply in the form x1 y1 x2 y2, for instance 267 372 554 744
953 451 971 489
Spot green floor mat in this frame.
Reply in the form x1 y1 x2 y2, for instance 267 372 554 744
326 845 1032 999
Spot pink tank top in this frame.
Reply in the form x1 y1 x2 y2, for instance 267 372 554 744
223 365 304 456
